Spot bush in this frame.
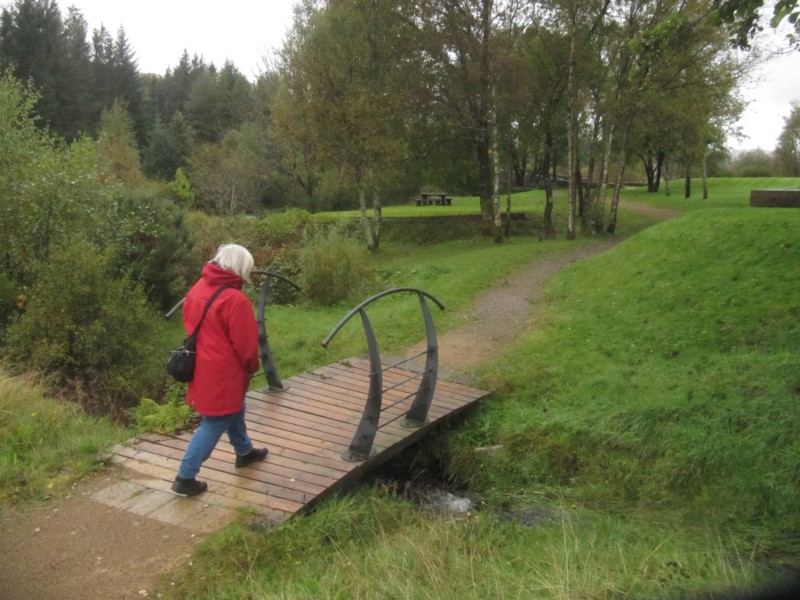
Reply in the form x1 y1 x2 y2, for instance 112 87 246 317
3 237 162 415
128 384 196 434
258 244 302 305
0 271 18 337
298 223 374 306
0 367 124 503
103 187 197 311
729 149 774 177
183 211 262 266
255 208 313 248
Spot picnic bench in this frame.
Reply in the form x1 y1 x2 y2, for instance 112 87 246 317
416 192 452 206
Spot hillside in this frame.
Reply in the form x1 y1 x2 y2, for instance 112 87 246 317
1 202 798 599
161 204 799 598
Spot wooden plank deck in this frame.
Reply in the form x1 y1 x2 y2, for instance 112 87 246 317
108 357 489 525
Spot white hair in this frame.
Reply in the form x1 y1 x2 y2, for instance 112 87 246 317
213 244 254 282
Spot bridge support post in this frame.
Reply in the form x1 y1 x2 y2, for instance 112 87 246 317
341 309 381 462
402 293 437 428
257 276 289 392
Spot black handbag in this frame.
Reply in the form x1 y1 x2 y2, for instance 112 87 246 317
166 285 229 382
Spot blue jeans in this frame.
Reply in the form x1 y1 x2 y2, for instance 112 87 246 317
177 404 254 479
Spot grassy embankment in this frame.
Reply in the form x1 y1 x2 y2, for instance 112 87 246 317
160 178 799 598
2 177 798 598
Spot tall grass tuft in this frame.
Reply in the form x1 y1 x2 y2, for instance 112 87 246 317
0 368 125 505
297 222 375 306
165 487 777 600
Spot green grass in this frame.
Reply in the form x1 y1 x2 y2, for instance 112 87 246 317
258 235 620 381
451 207 800 541
0 368 127 507
620 177 800 212
159 185 800 598
167 488 775 599
316 189 579 219
316 178 799 220
3 178 799 597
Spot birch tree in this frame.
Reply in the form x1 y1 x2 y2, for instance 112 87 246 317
415 0 520 241
774 103 800 175
274 0 417 250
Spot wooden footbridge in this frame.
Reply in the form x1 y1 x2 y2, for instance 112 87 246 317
104 283 489 530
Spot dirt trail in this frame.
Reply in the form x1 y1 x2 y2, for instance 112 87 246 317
0 477 201 599
426 241 616 375
0 202 669 599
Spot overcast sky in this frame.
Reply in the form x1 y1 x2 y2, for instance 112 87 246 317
71 0 296 80
67 0 800 152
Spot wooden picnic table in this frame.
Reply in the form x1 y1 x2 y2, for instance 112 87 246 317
416 192 452 206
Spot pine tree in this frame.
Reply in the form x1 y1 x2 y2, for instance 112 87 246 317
59 7 94 138
0 0 68 136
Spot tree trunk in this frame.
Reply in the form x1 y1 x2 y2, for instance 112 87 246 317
582 108 601 234
684 163 691 199
490 82 502 241
566 24 578 241
477 0 501 242
702 147 708 200
593 122 614 234
477 138 493 222
371 187 382 250
586 109 600 189
606 125 629 235
356 168 375 250
505 156 512 238
607 166 625 235
541 131 557 240
654 150 664 192
642 155 656 192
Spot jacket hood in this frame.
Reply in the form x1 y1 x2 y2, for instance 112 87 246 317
201 261 244 288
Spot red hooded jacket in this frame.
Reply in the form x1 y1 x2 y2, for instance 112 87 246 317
183 262 260 416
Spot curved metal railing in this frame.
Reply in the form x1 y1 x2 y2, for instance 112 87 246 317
251 270 300 392
165 270 299 393
321 287 445 462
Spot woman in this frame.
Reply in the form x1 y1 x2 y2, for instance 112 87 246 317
172 244 268 497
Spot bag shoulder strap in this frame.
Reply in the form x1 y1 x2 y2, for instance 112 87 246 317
188 285 230 338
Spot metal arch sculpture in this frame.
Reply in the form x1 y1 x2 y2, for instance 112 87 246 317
321 287 445 462
164 270 299 393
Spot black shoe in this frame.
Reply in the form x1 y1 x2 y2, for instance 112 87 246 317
235 447 268 468
171 477 208 496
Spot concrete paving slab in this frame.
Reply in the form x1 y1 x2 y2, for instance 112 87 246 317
120 487 175 517
89 480 148 509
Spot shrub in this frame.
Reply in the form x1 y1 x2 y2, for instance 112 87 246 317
97 186 197 311
258 244 302 305
298 223 374 306
128 384 196 434
255 208 313 248
3 237 162 415
0 271 18 336
183 211 262 266
169 167 196 208
0 367 124 503
729 149 773 177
